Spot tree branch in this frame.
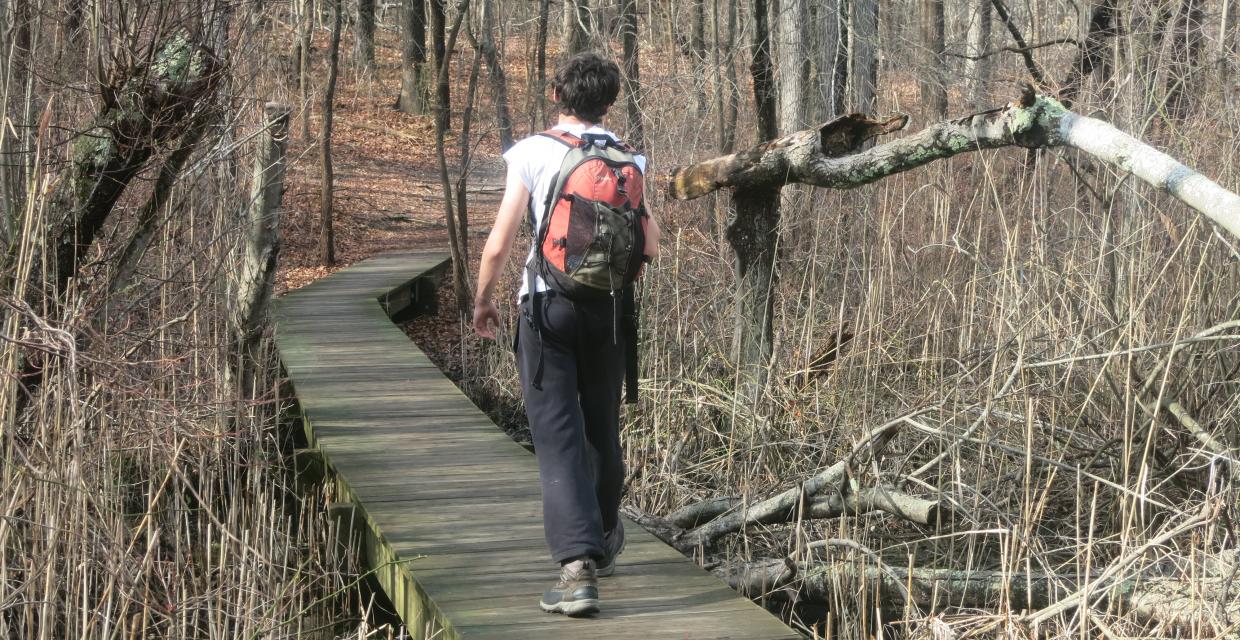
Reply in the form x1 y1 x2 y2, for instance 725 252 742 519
666 112 908 199
988 0 1048 85
666 88 1240 244
945 37 1077 61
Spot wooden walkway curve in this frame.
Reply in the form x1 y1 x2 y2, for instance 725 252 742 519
274 251 799 639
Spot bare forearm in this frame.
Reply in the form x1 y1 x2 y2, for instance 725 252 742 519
474 242 510 304
645 212 661 258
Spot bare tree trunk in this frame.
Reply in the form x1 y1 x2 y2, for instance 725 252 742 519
964 0 992 109
233 103 291 396
1060 0 1116 105
355 0 377 71
621 0 644 149
298 0 313 139
46 33 222 295
455 43 482 278
690 0 707 116
751 0 778 142
712 0 725 150
110 109 217 293
806 0 843 121
667 89 1240 245
720 0 739 153
716 557 1239 632
667 112 907 199
562 0 590 56
533 0 550 127
321 0 342 267
431 0 450 131
1225 0 1235 104
849 0 878 113
1222 0 1238 106
477 0 513 150
1165 0 1203 119
919 0 947 118
397 0 428 114
776 0 808 133
434 0 473 313
728 187 779 406
727 0 781 408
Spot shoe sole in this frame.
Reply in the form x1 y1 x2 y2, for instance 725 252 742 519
540 598 599 617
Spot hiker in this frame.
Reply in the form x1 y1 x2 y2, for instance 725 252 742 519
472 52 660 616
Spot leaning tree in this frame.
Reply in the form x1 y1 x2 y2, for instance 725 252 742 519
667 86 1240 412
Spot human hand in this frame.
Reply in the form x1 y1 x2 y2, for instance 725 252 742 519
473 298 500 340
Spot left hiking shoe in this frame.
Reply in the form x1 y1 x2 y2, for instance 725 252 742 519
540 558 599 616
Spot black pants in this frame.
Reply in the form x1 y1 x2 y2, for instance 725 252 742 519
517 293 625 564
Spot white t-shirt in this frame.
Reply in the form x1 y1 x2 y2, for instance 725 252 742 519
502 123 647 300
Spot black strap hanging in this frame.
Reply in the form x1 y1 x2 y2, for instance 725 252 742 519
622 286 639 404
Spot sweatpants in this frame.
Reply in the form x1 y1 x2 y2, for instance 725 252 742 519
516 292 625 564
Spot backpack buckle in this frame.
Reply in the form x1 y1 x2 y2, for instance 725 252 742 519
581 132 612 148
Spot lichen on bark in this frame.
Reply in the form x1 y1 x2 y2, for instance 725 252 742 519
47 30 222 293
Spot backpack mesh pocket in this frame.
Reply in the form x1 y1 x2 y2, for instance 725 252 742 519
565 197 598 273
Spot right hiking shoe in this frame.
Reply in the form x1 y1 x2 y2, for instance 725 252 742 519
540 558 599 616
597 521 625 577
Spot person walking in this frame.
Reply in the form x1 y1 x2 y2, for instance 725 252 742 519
472 52 660 616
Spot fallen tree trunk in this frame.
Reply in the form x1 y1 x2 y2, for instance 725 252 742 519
667 415 938 551
666 86 1240 244
669 486 942 531
668 112 907 201
716 557 1240 632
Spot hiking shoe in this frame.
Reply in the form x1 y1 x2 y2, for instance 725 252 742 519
597 522 625 577
540 558 599 616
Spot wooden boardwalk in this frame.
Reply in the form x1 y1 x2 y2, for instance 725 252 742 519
274 251 799 640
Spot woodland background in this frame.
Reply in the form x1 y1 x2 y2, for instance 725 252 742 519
2 0 1239 638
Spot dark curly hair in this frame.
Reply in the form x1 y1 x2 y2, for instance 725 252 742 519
552 52 621 123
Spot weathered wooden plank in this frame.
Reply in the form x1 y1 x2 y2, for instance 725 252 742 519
275 252 799 640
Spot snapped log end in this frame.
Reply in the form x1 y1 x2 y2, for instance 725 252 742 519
265 101 292 119
665 166 718 201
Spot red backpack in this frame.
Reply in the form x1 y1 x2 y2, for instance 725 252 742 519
528 129 649 300
526 129 647 403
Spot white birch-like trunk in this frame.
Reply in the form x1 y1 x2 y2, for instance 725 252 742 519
1059 113 1240 242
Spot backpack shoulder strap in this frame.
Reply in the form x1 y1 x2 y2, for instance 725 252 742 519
537 128 585 147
